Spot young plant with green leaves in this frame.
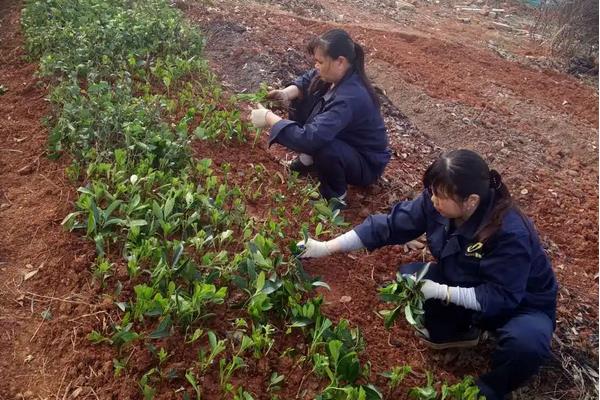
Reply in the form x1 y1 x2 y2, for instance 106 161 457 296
441 376 485 400
378 263 430 329
409 371 438 400
380 365 413 393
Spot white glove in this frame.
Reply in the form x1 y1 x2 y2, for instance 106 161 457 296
267 89 290 107
297 238 332 259
420 279 448 301
250 107 272 129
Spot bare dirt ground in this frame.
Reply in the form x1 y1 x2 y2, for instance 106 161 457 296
0 0 597 399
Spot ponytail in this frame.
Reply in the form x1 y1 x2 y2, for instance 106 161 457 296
353 41 380 107
475 169 517 243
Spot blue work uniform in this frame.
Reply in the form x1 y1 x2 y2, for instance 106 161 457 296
268 69 390 199
354 190 558 400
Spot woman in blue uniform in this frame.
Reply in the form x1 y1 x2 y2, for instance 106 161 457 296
299 149 558 400
249 29 390 204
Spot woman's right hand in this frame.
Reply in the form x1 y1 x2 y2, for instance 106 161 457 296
267 89 290 107
297 238 332 258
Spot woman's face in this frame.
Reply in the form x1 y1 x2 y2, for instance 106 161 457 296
314 47 348 83
430 189 479 220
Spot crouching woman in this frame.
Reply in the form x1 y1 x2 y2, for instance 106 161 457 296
299 149 558 400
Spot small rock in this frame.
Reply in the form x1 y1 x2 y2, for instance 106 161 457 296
520 188 528 195
566 169 578 177
489 11 497 18
340 296 352 303
458 17 471 23
396 0 416 10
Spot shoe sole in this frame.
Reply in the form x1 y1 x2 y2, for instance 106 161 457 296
415 331 486 350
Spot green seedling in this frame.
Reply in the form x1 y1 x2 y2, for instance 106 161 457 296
233 386 255 400
113 358 127 377
312 199 348 228
185 369 202 400
92 258 113 286
199 331 226 373
380 365 412 392
139 368 157 400
234 82 270 105
441 376 485 400
378 262 430 329
218 334 253 393
409 371 437 400
316 384 383 400
250 323 275 359
267 372 285 393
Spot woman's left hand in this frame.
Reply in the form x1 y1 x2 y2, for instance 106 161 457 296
420 279 448 301
250 105 272 129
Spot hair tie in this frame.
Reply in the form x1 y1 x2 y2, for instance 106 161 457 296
489 169 502 190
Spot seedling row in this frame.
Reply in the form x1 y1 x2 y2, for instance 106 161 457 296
21 0 483 398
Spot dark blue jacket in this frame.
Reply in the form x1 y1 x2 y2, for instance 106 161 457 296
354 190 558 322
268 69 390 170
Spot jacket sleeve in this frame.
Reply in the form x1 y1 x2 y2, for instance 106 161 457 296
291 69 317 98
474 232 531 318
353 192 428 251
268 98 353 153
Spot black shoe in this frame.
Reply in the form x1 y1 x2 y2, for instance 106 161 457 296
288 157 316 177
416 326 485 350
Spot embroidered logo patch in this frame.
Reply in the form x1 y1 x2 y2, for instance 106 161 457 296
465 242 484 259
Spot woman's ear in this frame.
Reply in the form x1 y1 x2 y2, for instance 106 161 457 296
337 56 350 68
466 194 480 211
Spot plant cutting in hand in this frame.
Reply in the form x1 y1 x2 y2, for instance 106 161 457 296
378 262 431 329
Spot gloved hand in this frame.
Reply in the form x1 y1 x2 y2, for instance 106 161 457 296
297 238 332 259
250 105 272 129
267 89 290 107
420 279 448 301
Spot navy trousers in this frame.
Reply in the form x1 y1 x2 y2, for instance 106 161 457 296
288 98 380 199
399 262 554 400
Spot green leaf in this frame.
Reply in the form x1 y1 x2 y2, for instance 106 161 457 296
149 316 172 339
60 211 81 228
255 271 265 293
104 200 122 220
289 317 313 328
164 196 175 219
128 219 148 227
362 384 383 400
87 211 96 235
404 304 416 326
338 352 360 383
208 331 217 350
328 340 343 365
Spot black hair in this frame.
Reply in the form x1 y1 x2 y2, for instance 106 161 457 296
306 29 380 107
422 149 516 242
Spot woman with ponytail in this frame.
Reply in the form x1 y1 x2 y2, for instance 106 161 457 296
249 29 390 205
298 149 557 400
